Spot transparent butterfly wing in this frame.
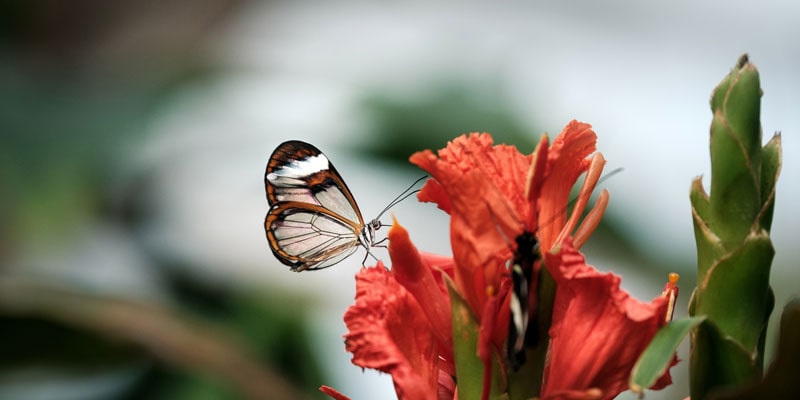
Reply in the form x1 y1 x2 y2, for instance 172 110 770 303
264 141 367 271
265 202 362 271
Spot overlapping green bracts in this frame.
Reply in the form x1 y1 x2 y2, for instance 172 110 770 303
689 54 782 399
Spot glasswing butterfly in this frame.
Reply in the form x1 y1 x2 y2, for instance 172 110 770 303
264 140 420 272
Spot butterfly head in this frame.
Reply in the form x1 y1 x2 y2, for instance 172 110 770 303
359 218 384 249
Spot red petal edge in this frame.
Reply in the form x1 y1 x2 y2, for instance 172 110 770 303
320 385 351 400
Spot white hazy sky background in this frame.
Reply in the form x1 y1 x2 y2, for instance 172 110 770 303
135 1 799 398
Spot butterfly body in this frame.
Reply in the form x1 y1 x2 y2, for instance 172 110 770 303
507 230 541 370
264 140 382 272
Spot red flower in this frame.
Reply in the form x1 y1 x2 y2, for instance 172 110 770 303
409 121 610 375
323 121 678 399
409 122 608 322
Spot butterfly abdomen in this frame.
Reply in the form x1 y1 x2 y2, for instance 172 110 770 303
507 230 541 371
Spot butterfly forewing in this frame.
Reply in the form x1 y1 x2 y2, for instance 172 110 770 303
266 141 364 225
264 140 371 271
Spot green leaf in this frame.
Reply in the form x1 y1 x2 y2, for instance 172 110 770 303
707 298 800 400
690 178 723 280
630 316 706 393
690 319 760 400
708 54 763 246
758 134 782 233
694 232 774 351
690 178 711 224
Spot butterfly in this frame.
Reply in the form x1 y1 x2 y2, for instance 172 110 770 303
264 140 421 272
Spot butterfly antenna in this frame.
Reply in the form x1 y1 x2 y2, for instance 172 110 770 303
374 174 428 221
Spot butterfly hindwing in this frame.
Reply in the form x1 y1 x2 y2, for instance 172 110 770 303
266 202 362 271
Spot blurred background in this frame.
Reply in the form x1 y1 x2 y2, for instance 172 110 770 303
1 1 798 399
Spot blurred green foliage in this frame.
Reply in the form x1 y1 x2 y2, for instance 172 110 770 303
358 82 539 162
0 3 328 394
0 67 152 257
164 272 327 398
0 316 145 369
0 272 329 400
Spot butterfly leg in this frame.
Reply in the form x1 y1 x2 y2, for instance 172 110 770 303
359 250 369 267
360 247 384 268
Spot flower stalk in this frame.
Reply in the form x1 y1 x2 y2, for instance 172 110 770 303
689 54 782 399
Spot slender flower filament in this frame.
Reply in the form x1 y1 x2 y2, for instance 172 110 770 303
558 153 607 246
662 273 680 323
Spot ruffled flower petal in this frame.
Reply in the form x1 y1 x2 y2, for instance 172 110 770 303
343 263 439 400
542 238 675 400
410 133 531 323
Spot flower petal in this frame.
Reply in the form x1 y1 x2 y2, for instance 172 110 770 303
410 133 532 320
525 133 550 220
343 264 439 400
389 220 454 361
320 385 351 400
416 174 452 214
542 239 674 400
558 153 606 247
537 120 598 251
